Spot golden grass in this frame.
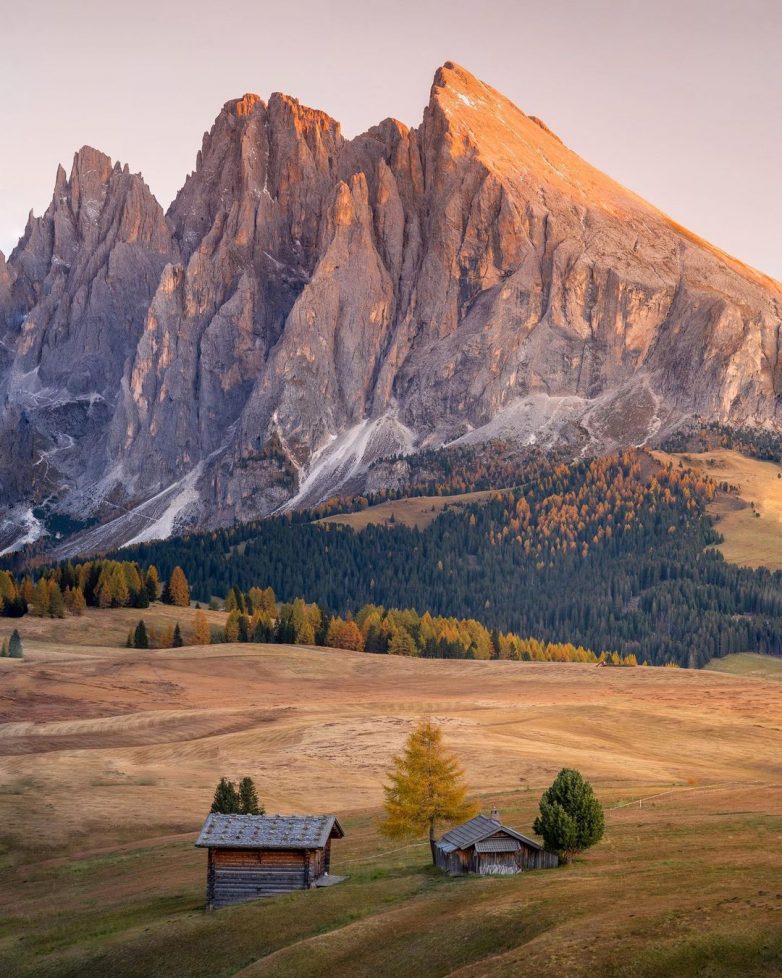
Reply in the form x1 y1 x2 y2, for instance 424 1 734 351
315 487 513 531
654 448 782 570
1 612 781 976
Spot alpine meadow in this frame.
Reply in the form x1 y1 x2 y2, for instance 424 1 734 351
1 6 782 977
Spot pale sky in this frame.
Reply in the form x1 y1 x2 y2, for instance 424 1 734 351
2 0 780 279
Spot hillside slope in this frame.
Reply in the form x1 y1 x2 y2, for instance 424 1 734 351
1 617 780 977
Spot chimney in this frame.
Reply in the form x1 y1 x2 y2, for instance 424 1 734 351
490 805 500 821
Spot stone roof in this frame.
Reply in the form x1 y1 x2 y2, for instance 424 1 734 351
195 814 344 850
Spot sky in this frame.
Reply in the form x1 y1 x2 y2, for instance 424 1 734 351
2 0 780 279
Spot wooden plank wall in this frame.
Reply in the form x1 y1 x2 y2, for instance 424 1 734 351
207 848 309 909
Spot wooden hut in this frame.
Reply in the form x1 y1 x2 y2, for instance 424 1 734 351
196 813 344 909
433 812 558 876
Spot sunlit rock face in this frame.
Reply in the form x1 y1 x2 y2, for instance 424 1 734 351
1 63 781 555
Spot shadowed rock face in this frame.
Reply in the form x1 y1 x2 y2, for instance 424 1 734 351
1 62 781 555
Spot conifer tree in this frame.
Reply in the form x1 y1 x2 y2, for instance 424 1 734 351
71 587 87 616
164 567 190 607
145 566 160 603
379 720 475 851
223 610 240 643
238 777 264 815
172 623 184 648
160 624 174 649
533 768 604 862
126 629 134 649
48 581 65 619
20 578 34 605
31 578 50 617
133 620 149 650
191 609 211 646
0 639 6 657
210 777 240 814
8 629 23 658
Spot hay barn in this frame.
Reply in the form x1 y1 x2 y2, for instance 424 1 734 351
196 813 344 909
433 812 558 875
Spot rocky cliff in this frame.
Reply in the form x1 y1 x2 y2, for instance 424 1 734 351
1 63 780 556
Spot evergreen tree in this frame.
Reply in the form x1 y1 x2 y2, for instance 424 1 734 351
172 623 184 648
533 768 605 862
164 566 190 607
126 629 134 649
0 639 6 657
210 777 240 814
133 620 149 650
8 629 23 658
238 776 264 815
145 566 161 602
379 720 476 851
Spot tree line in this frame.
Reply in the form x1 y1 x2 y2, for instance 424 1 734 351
109 450 782 667
0 562 191 619
128 589 638 664
8 448 782 668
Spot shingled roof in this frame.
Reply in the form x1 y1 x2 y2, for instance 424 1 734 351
195 814 344 850
436 814 541 853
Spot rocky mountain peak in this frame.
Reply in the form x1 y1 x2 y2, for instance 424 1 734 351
0 63 780 558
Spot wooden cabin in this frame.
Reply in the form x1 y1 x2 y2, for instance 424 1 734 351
196 813 344 910
433 812 558 876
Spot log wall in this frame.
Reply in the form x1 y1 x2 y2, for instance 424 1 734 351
206 847 313 909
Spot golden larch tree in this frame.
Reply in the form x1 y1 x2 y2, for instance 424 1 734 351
165 566 191 607
379 721 476 852
191 609 211 646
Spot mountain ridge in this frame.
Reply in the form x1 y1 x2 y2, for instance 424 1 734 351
1 62 780 558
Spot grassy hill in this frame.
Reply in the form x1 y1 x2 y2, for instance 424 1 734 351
315 487 509 531
705 651 782 680
654 448 782 570
1 607 781 977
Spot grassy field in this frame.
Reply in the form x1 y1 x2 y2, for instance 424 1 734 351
654 448 782 570
1 606 781 977
706 652 782 680
315 487 513 530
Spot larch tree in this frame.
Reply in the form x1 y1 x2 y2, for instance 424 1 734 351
379 720 476 854
191 609 211 646
47 581 65 619
172 623 184 648
31 578 50 617
223 610 241 643
164 566 190 607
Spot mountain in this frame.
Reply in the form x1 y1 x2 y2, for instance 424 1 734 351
1 62 780 557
